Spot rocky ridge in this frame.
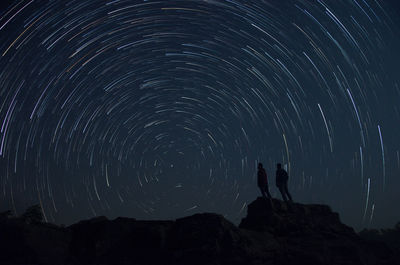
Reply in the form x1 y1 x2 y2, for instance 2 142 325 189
0 198 399 265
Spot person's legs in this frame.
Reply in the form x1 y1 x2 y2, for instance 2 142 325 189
264 185 272 198
260 186 272 199
278 186 288 201
284 183 292 201
260 187 267 199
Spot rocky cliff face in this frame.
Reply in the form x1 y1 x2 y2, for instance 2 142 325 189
239 198 396 265
0 198 399 265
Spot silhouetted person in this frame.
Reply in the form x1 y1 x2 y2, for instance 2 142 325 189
257 163 272 199
276 163 292 202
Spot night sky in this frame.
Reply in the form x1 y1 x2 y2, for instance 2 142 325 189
0 0 399 230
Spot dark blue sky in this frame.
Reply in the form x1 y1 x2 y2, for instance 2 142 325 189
0 0 399 230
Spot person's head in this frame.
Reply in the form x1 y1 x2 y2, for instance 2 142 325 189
258 163 263 169
277 163 282 169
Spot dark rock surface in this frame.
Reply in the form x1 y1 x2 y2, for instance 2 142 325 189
359 222 400 265
239 198 396 265
0 198 399 265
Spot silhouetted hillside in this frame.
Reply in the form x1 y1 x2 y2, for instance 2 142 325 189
359 222 400 264
0 198 399 265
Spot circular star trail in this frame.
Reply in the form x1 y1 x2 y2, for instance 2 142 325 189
0 0 399 228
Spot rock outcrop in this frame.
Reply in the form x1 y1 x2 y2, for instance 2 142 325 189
0 198 399 265
239 198 395 265
359 222 400 265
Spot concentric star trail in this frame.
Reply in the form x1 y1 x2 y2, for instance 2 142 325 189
0 0 399 229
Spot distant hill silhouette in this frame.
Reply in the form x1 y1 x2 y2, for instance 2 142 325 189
1 198 399 265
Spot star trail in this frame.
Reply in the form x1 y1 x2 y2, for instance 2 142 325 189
0 0 399 229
